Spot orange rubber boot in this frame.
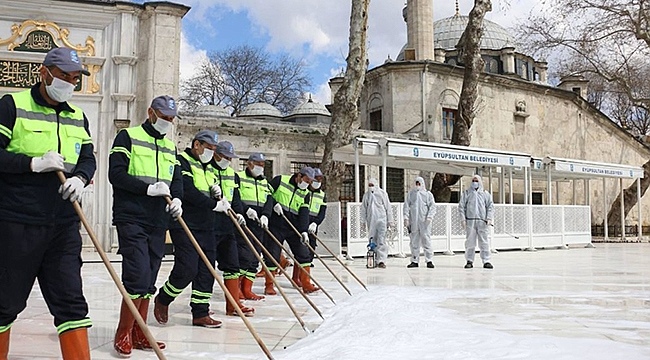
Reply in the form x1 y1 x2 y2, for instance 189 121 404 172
59 328 90 360
292 264 302 288
300 266 320 293
224 279 254 317
114 299 138 357
132 299 166 351
263 270 277 295
241 276 265 300
0 328 10 360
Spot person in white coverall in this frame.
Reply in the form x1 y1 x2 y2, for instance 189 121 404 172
360 178 394 268
458 174 495 269
404 177 436 269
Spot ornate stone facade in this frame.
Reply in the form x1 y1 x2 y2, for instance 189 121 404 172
0 0 189 249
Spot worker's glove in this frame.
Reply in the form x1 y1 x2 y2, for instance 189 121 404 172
31 151 64 173
273 203 283 216
246 208 259 221
259 215 269 229
213 198 231 213
487 219 494 227
461 219 467 228
300 232 310 245
236 213 246 225
308 222 317 234
404 219 410 229
166 198 183 219
425 217 432 228
147 182 171 197
59 176 85 203
210 183 222 199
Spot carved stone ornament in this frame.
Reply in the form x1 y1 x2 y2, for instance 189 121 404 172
0 20 95 56
0 20 100 94
515 100 526 113
514 99 529 119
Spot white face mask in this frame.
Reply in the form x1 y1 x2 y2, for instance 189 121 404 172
45 69 75 103
415 184 422 190
472 182 480 190
250 165 264 177
369 186 375 193
311 181 322 189
216 158 230 169
298 181 309 190
152 118 173 135
199 148 214 163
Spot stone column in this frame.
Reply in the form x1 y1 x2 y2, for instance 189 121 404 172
500 47 516 74
136 3 189 123
535 61 548 84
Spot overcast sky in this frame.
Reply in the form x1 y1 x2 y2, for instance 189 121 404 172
174 0 545 105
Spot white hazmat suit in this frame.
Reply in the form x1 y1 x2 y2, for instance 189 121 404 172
403 177 436 265
458 175 494 266
360 178 394 265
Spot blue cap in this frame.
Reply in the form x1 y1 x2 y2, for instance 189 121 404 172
216 141 239 158
248 153 265 162
150 95 178 117
43 48 90 76
300 166 315 180
313 168 323 177
194 130 219 146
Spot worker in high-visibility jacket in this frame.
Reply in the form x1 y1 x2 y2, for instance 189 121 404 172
236 152 273 300
293 168 327 286
209 141 254 316
109 95 183 356
0 47 96 360
264 167 319 294
153 130 225 328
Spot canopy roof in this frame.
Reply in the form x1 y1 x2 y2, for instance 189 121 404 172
333 137 530 177
531 156 645 180
334 137 644 181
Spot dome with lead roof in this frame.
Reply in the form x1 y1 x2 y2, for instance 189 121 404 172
195 105 231 117
434 15 515 51
239 103 283 118
290 97 330 116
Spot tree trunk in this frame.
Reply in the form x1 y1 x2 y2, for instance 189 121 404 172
321 0 370 201
431 0 492 202
605 160 650 226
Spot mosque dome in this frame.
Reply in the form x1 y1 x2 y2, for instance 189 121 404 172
290 97 331 116
434 15 515 51
195 104 231 117
239 102 283 117
397 14 516 60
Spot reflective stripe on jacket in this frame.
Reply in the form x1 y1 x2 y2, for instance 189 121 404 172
7 89 90 173
238 170 271 208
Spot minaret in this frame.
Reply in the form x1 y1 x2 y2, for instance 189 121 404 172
403 0 434 61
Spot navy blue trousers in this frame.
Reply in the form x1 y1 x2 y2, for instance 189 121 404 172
116 222 166 297
0 220 90 333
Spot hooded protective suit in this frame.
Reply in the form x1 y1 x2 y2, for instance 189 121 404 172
360 178 393 264
404 177 436 264
458 175 494 264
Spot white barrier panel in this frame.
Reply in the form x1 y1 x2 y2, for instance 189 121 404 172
346 202 592 257
315 202 342 257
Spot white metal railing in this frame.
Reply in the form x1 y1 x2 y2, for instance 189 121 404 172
345 202 592 257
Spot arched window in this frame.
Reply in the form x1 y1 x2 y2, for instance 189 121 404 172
485 58 498 73
521 63 529 80
368 95 383 131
